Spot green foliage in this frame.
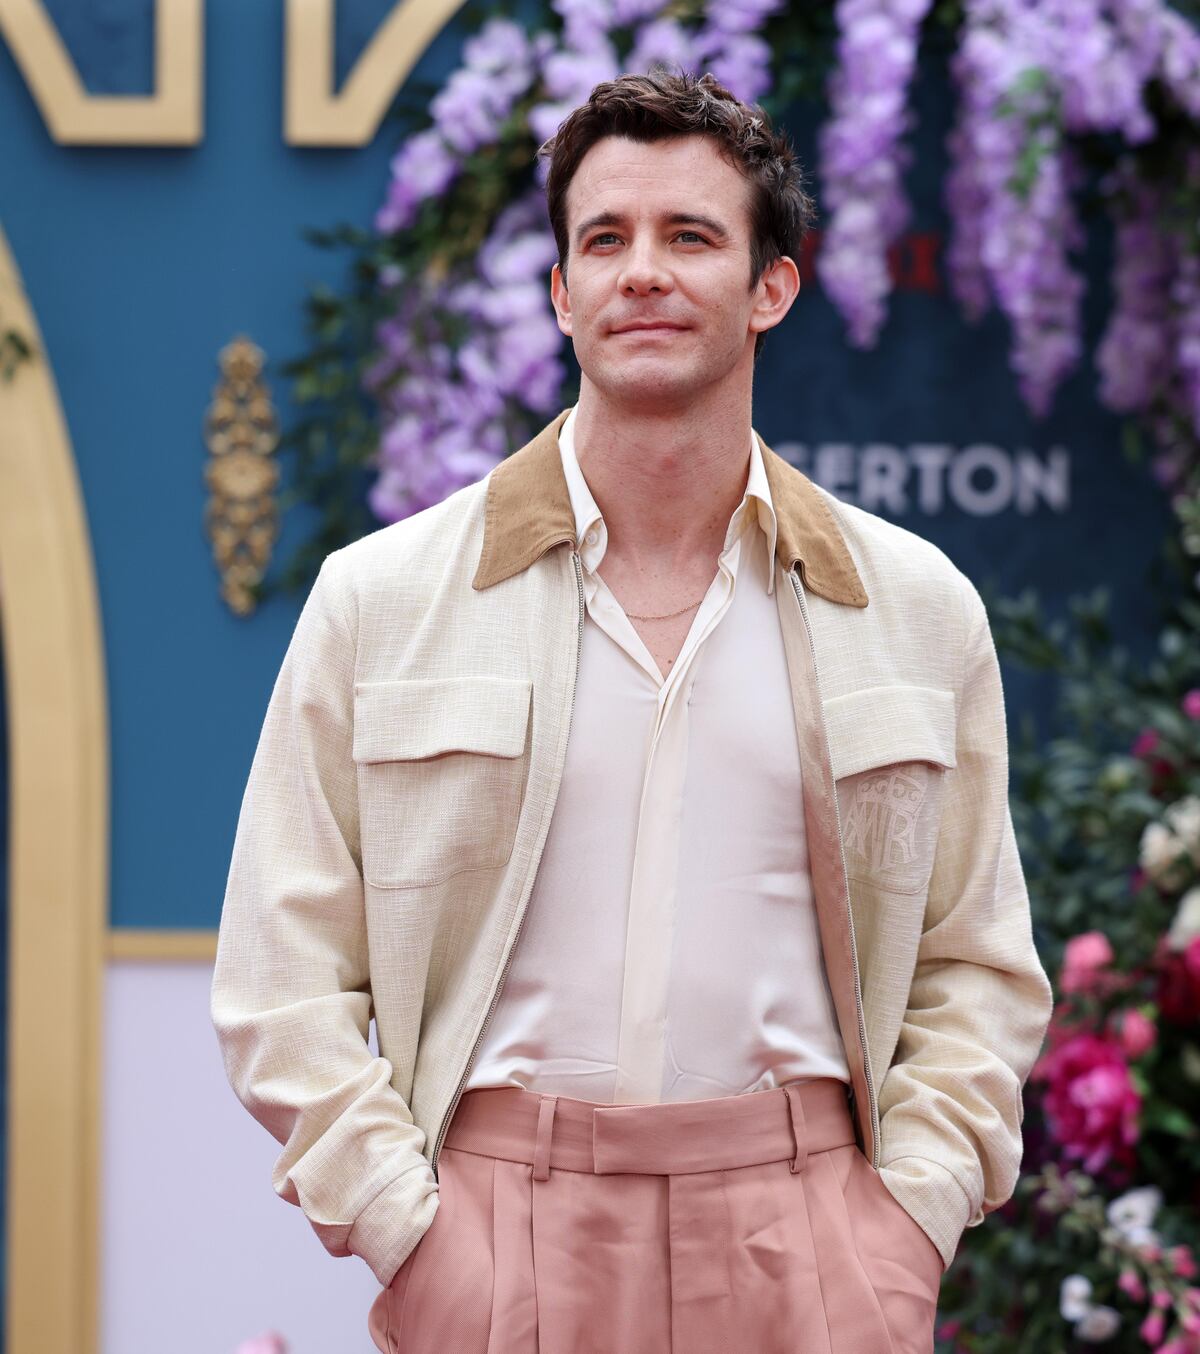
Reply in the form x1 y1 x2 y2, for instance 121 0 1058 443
925 526 1200 1351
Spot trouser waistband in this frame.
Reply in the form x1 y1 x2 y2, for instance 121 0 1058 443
442 1077 857 1179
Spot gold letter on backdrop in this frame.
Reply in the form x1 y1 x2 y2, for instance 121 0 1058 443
0 0 202 144
286 0 466 145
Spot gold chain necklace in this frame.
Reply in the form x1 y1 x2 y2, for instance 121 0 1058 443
625 594 707 621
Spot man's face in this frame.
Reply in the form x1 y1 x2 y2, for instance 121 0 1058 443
549 134 790 408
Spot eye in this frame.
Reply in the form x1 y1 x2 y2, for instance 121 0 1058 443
590 232 619 247
676 231 707 243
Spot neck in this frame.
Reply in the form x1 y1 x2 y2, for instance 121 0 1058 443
572 378 755 570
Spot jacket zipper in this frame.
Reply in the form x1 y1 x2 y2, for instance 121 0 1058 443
789 566 880 1170
430 547 587 1180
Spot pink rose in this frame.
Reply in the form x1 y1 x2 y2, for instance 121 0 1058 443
1183 690 1200 720
1114 1009 1157 1059
1154 1288 1175 1309
1172 1246 1199 1279
1141 1310 1166 1345
1030 1031 1141 1173
1133 728 1161 757
1061 931 1116 994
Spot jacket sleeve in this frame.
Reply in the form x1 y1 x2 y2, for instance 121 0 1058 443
876 575 1055 1272
210 550 439 1288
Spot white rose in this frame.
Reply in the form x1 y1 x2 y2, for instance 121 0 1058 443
1060 1274 1093 1321
1140 821 1192 889
1167 795 1200 840
1165 796 1200 858
1107 1185 1162 1237
1076 1305 1121 1341
1169 885 1200 952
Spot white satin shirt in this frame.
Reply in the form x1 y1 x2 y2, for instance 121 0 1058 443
464 404 851 1104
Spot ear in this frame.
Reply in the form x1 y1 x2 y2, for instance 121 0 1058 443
550 263 573 337
748 255 800 339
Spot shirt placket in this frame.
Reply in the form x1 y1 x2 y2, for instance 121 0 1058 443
609 536 743 1103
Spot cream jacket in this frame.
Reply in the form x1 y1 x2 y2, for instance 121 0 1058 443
210 408 1055 1288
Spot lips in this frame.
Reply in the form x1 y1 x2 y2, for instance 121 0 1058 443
612 323 688 335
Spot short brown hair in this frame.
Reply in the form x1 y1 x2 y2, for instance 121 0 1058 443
536 67 816 361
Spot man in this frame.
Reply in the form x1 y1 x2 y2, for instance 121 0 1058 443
211 69 1054 1354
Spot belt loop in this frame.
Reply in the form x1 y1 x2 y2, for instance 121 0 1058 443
784 1082 808 1174
533 1095 558 1182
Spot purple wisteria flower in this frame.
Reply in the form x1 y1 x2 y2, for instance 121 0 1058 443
1173 244 1200 441
1096 166 1174 413
431 17 540 153
375 130 458 234
375 15 547 235
943 0 1200 420
816 0 934 348
693 0 784 102
944 1 1088 416
530 38 621 145
628 18 699 76
366 190 566 523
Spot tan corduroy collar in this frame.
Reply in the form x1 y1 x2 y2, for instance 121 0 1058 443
471 408 869 608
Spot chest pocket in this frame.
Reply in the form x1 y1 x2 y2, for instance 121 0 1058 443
824 684 957 897
352 676 533 890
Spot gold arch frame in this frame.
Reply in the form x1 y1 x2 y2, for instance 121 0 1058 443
0 223 107 1354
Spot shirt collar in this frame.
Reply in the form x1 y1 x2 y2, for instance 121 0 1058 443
557 404 779 594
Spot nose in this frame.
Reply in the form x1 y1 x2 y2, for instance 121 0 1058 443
617 239 674 297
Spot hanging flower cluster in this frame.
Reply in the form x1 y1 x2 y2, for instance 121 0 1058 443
815 0 935 347
940 0 1200 428
364 188 563 519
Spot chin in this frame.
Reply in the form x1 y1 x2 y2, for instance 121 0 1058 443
594 356 711 401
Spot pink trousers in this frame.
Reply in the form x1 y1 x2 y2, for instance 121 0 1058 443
367 1077 945 1354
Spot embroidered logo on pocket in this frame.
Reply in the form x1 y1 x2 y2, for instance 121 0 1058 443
838 764 944 893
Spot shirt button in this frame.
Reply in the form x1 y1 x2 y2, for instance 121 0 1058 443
585 529 599 546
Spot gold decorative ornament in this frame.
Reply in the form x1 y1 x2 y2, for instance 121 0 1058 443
204 336 280 615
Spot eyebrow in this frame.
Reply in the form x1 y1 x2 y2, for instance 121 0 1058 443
572 211 732 247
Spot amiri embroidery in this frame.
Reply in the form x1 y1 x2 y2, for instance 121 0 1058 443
842 768 927 872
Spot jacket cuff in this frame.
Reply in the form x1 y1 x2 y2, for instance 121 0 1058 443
347 1167 441 1287
878 1156 973 1273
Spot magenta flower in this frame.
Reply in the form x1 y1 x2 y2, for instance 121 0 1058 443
1113 1007 1156 1059
1132 727 1161 757
1031 1030 1141 1174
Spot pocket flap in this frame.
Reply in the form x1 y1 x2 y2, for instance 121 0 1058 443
823 684 957 779
352 676 532 763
